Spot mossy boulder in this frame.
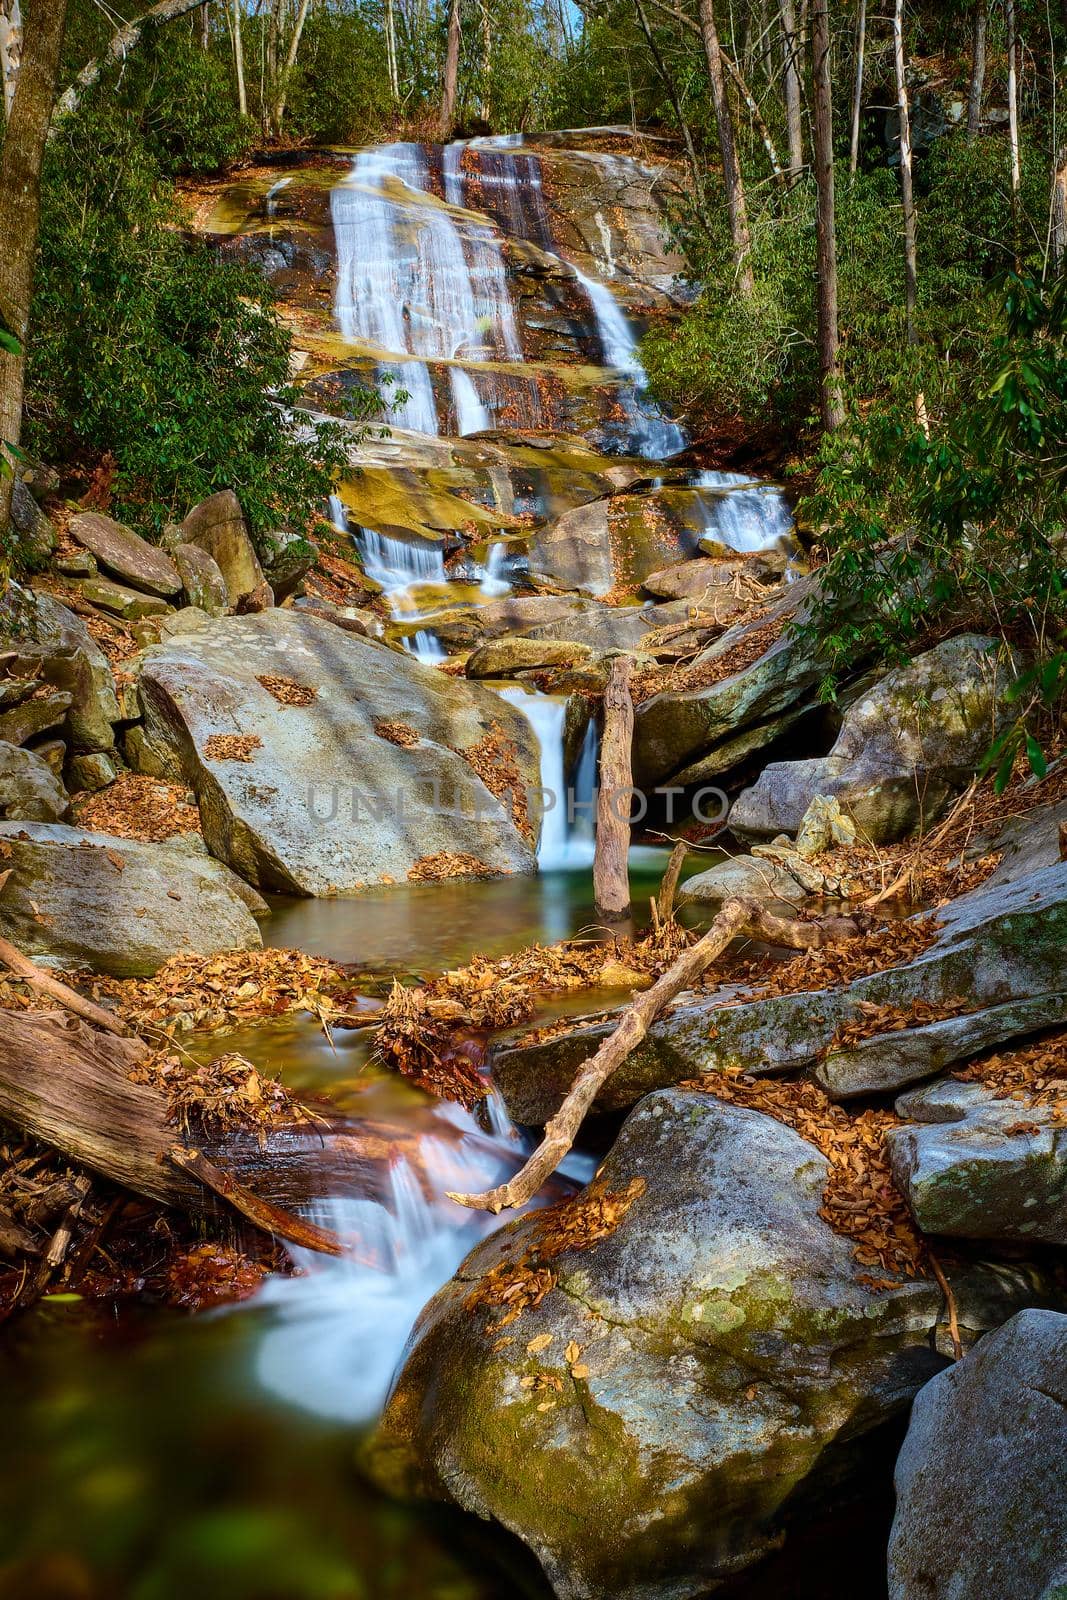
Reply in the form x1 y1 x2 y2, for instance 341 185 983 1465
0 741 68 821
369 1090 1046 1600
0 587 119 754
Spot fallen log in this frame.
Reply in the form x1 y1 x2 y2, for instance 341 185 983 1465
594 655 635 921
448 896 866 1213
0 932 128 1036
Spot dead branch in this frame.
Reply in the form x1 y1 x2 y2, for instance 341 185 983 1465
0 934 128 1036
594 655 635 921
656 841 689 923
448 897 870 1213
168 1147 345 1258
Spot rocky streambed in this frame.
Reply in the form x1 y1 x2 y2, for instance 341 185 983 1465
0 129 1064 1599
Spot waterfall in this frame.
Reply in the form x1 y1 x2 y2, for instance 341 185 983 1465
354 526 446 593
498 686 597 870
570 266 686 460
478 539 510 596
691 469 795 554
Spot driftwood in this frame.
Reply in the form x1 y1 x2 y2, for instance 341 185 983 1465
169 1147 346 1259
0 931 128 1036
0 1010 349 1255
448 895 866 1213
594 655 635 921
654 840 689 923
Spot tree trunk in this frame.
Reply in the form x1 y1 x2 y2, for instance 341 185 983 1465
199 0 210 50
849 0 866 177
698 0 756 296
1005 0 1021 268
54 0 218 120
272 0 313 134
0 0 21 118
893 0 919 348
594 655 635 921
0 0 68 537
633 0 711 222
439 0 461 137
722 46 786 188
780 0 804 177
233 0 247 116
1052 145 1067 272
386 0 400 101
812 0 843 429
966 1 987 138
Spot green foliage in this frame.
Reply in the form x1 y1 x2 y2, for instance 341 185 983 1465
117 30 257 175
276 6 394 146
27 100 351 542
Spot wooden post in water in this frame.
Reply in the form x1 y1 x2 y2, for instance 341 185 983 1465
594 655 635 922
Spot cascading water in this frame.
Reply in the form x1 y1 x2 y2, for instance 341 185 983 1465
478 538 510 596
498 686 598 870
571 265 686 459
690 469 795 554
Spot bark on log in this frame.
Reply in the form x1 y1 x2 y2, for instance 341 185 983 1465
0 933 128 1035
594 655 635 922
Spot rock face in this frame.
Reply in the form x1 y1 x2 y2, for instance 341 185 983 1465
493 864 1067 1126
0 741 68 820
888 1078 1067 1244
730 635 1018 845
180 491 269 609
888 1310 1067 1600
130 611 541 894
173 543 229 617
370 1090 951 1600
69 512 182 597
0 822 263 976
0 588 119 754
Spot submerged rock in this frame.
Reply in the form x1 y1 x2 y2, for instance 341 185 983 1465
130 610 541 894
888 1310 1067 1600
888 1078 1067 1244
371 1090 978 1600
0 821 263 976
493 863 1067 1126
730 635 1018 845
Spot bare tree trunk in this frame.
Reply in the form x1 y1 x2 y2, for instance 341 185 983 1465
0 0 21 117
477 0 490 118
699 0 756 296
594 655 635 921
386 0 400 101
0 0 68 535
722 46 786 187
199 0 210 49
265 0 280 135
849 0 866 178
1052 145 1067 272
967 1 987 138
272 0 313 134
233 0 247 117
1005 0 1022 268
439 0 462 137
812 0 843 429
893 0 919 348
780 0 804 176
633 0 712 221
54 0 217 120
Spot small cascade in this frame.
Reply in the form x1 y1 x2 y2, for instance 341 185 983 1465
498 686 597 870
478 539 510 597
354 527 446 594
691 469 795 554
571 266 685 459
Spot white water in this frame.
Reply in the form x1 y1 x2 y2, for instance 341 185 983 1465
356 526 447 593
252 1096 594 1424
571 266 685 459
478 539 510 596
499 686 598 870
691 469 795 554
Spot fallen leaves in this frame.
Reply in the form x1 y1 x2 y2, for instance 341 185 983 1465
632 612 783 703
72 774 201 842
953 1027 1067 1124
204 733 263 762
374 718 420 747
130 1050 311 1144
407 852 495 882
454 722 532 842
256 673 317 706
826 996 976 1054
731 915 943 1000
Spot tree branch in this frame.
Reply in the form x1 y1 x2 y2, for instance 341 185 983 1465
54 0 212 121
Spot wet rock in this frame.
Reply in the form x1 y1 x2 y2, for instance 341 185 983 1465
132 610 541 895
0 689 73 746
466 638 593 678
173 542 229 617
0 820 263 976
816 992 1067 1100
369 1090 953 1600
68 511 182 597
0 741 68 820
258 527 317 601
180 490 268 609
888 1310 1067 1600
10 479 56 564
79 576 172 622
493 864 1067 1126
887 1078 1067 1243
730 635 1018 845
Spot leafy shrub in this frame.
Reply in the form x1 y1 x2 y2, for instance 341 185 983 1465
282 7 395 145
27 101 349 542
114 30 256 174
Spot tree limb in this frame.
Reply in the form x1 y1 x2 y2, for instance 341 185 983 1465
54 0 212 121
0 932 128 1036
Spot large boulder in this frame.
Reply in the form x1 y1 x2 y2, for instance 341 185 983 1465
370 1090 1022 1600
887 1078 1067 1244
888 1310 1067 1600
180 490 269 609
68 511 182 598
433 593 680 654
730 636 1019 845
130 610 541 894
0 822 263 976
0 741 68 821
492 863 1067 1125
10 478 56 565
257 527 317 602
0 587 119 754
173 542 230 617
